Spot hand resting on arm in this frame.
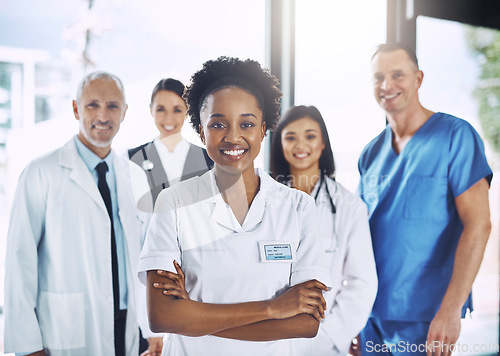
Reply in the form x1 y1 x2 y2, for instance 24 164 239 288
148 261 327 341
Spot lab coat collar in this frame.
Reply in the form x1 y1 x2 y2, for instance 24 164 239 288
206 167 273 233
74 135 115 174
58 137 109 215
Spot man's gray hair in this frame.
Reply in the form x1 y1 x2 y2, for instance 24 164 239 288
76 71 126 104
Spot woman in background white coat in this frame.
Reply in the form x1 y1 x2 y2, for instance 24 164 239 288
270 105 378 355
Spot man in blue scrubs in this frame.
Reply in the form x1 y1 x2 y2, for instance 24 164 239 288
358 43 492 356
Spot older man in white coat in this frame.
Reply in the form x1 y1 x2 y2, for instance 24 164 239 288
4 71 143 356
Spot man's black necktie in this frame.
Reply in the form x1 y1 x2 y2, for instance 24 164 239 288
95 162 120 313
96 161 125 356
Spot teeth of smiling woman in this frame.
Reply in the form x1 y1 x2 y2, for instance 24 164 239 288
223 150 245 156
164 125 175 130
295 153 308 158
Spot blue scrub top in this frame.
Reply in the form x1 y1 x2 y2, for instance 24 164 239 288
358 112 492 322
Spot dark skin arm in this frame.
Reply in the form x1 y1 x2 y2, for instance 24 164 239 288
148 261 327 339
211 314 321 341
156 265 322 340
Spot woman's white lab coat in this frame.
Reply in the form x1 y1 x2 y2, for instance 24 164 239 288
294 177 378 355
4 138 143 355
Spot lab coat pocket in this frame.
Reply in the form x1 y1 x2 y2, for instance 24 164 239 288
38 291 85 349
404 175 448 221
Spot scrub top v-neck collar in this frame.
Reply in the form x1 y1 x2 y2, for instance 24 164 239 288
206 168 271 233
387 112 439 157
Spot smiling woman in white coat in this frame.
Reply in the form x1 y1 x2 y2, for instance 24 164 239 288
4 72 144 356
270 105 378 355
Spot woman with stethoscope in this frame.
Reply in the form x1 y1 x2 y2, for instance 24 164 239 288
129 78 213 207
137 58 332 356
128 78 214 356
270 105 378 356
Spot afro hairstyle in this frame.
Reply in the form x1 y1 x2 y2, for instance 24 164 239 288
185 56 282 134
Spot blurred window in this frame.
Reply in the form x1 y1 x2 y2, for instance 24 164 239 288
294 0 387 190
34 63 71 123
417 15 499 351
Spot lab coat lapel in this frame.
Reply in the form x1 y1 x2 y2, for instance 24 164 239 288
241 196 265 231
59 139 108 214
242 168 268 230
205 170 241 232
113 153 142 351
207 168 269 232
114 154 140 288
209 199 242 232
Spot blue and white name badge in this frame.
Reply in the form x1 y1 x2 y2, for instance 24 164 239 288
259 241 296 263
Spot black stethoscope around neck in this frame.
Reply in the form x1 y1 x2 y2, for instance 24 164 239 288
287 173 336 214
313 174 339 252
287 173 338 251
313 174 336 214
